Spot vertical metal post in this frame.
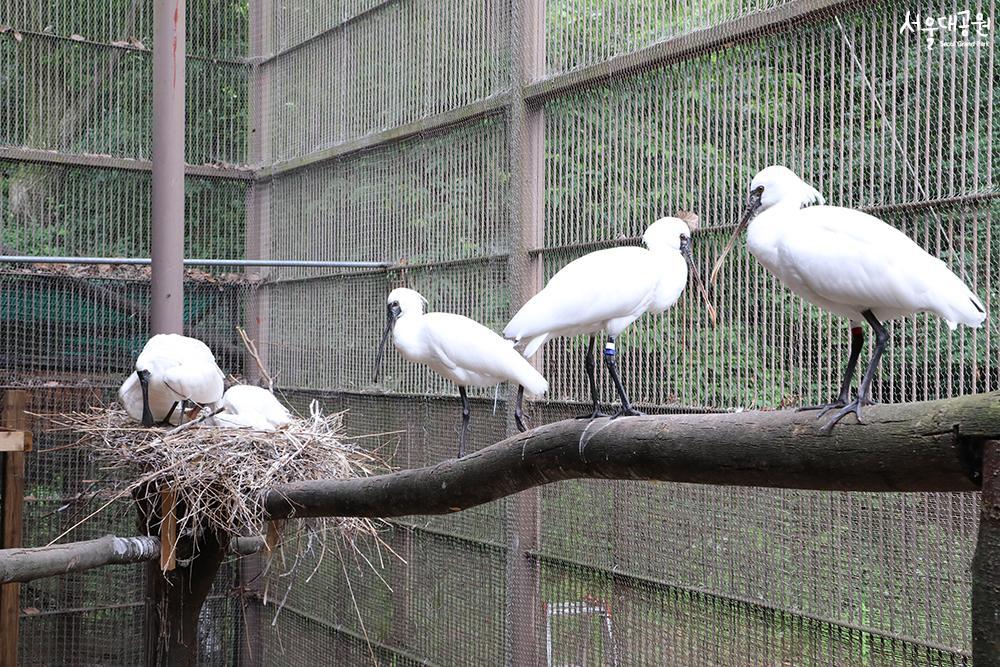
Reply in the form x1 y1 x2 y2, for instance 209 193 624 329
973 439 1000 663
506 0 545 665
151 0 187 335
0 390 30 667
239 2 273 664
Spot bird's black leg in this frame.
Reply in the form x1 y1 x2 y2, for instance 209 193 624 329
514 385 528 432
458 386 471 458
821 310 889 434
576 335 609 419
799 325 864 417
161 401 180 426
603 335 644 418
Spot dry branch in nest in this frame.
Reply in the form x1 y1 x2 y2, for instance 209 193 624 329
44 402 388 562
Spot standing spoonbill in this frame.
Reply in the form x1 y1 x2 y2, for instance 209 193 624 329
504 215 716 419
709 165 986 432
118 334 226 427
372 288 549 458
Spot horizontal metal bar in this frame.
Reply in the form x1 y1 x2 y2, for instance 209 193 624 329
0 256 390 269
280 605 444 667
251 0 398 66
0 146 254 180
251 0 861 181
527 550 970 658
9 27 249 66
255 94 509 179
524 0 867 103
529 191 1000 255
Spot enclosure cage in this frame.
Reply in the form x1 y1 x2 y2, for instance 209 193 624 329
0 0 997 664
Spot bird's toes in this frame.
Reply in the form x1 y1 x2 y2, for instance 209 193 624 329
612 408 646 419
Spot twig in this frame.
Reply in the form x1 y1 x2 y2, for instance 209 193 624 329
237 327 274 392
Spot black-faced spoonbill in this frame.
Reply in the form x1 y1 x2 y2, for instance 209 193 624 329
710 165 987 432
504 215 716 419
118 334 226 427
212 385 292 430
372 287 549 458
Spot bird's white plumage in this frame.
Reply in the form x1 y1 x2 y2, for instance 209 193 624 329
504 217 691 356
387 288 548 396
212 385 291 431
745 167 985 329
118 334 225 425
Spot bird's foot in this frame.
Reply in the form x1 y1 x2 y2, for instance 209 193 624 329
575 408 610 420
514 412 529 433
611 406 645 419
797 398 848 419
819 398 865 434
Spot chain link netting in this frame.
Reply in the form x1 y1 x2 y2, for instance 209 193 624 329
0 0 996 664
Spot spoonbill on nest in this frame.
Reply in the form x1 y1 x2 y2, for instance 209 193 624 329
504 214 716 419
118 334 225 427
212 385 291 431
710 165 986 432
373 287 548 458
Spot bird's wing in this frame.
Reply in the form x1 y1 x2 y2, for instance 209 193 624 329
504 247 658 339
423 313 548 394
776 206 956 314
161 363 225 404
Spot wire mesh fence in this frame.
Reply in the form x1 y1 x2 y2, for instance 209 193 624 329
1 0 997 664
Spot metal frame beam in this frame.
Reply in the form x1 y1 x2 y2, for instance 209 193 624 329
0 146 253 180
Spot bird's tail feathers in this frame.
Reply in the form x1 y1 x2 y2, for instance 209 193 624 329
518 365 549 397
931 266 987 329
522 334 549 359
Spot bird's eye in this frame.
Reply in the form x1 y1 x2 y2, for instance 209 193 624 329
753 186 764 195
390 301 399 307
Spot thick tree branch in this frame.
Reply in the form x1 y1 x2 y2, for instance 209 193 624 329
0 534 264 584
265 392 1000 519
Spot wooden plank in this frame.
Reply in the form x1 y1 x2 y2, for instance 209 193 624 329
159 490 177 572
0 433 29 453
0 390 30 667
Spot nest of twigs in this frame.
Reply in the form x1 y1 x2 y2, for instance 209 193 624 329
47 402 386 551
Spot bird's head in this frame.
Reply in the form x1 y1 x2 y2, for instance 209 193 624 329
373 288 428 382
644 214 717 326
709 165 826 286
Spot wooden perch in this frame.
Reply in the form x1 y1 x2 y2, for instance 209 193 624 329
0 535 265 585
264 392 1000 519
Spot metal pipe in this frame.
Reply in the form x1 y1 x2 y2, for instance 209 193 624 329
151 0 187 335
0 256 391 269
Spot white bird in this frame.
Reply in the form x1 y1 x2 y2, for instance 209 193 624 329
504 215 716 418
710 165 986 432
118 334 225 427
373 287 548 457
212 385 291 431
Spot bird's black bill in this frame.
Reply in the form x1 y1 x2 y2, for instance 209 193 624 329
709 189 762 287
372 304 399 382
682 242 717 326
137 369 154 427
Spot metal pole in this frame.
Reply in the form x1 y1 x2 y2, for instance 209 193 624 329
0 255 391 269
151 0 186 335
506 0 546 665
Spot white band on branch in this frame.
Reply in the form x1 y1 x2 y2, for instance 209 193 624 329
0 534 265 584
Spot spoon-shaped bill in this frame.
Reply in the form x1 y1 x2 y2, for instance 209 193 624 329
372 307 396 382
